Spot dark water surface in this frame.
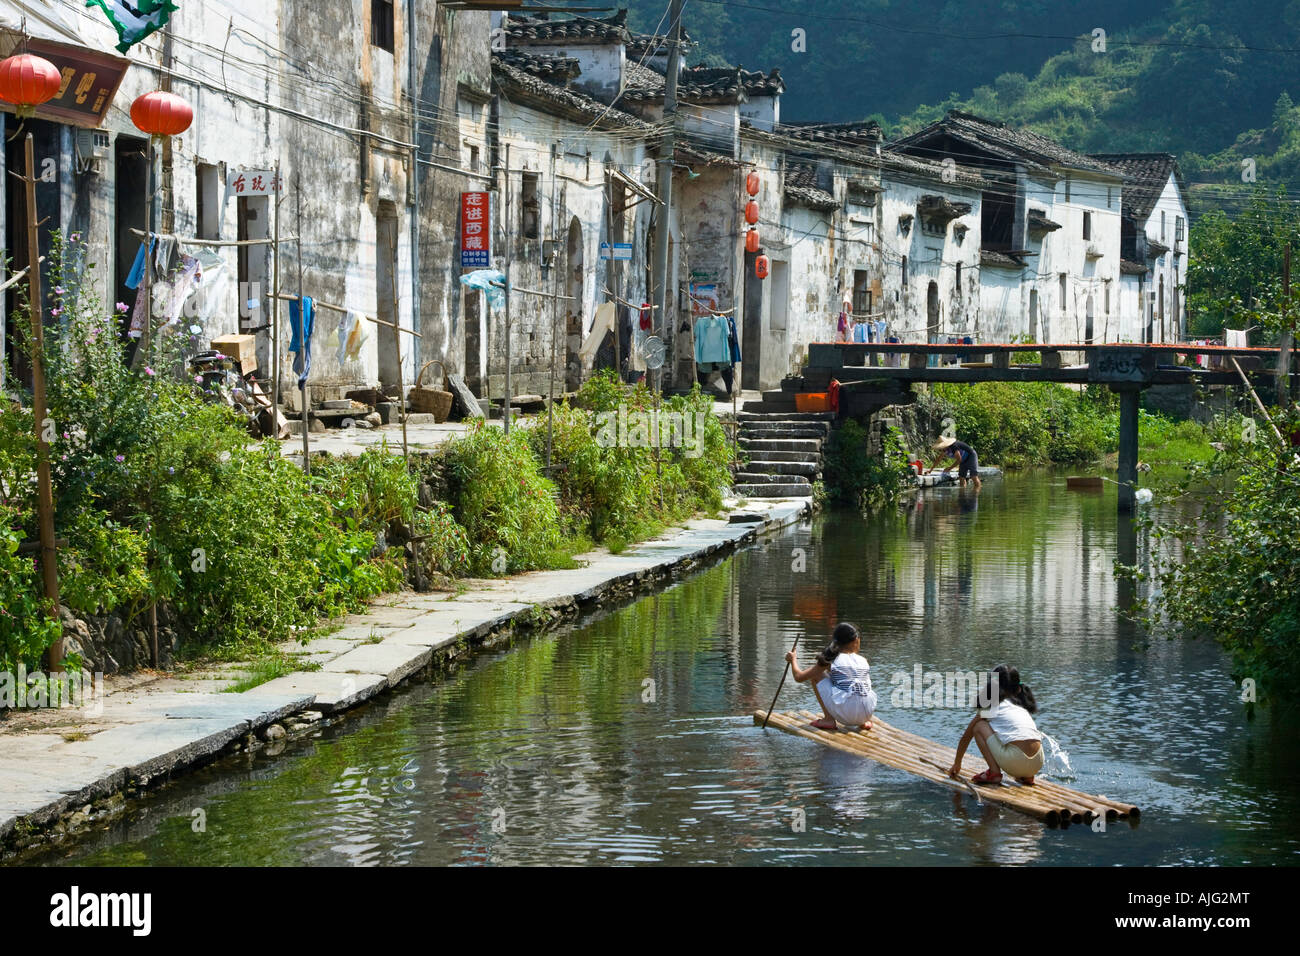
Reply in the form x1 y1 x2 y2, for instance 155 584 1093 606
26 473 1300 865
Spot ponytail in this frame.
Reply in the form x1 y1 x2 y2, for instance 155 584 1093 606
816 622 861 667
989 664 1037 714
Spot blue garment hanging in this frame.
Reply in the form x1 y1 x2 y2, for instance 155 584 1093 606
125 237 156 290
694 315 731 364
726 314 741 364
289 295 315 388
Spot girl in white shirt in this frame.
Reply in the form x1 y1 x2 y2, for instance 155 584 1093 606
786 622 877 731
948 665 1045 786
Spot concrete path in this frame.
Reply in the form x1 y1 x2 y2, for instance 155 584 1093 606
0 495 810 852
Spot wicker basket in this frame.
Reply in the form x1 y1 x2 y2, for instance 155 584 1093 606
409 360 454 422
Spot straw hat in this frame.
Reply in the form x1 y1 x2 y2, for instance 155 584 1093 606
933 436 956 450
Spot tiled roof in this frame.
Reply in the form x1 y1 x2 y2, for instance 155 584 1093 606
1121 259 1148 275
880 149 994 190
785 163 837 210
623 60 666 101
624 64 783 104
627 31 693 58
491 54 653 132
980 250 1025 269
780 121 882 148
494 49 580 85
677 66 747 101
505 10 632 45
1027 208 1061 232
1089 153 1183 224
892 110 1121 177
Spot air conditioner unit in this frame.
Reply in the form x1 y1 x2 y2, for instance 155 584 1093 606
75 129 110 174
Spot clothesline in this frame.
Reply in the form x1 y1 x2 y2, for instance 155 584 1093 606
0 258 43 294
130 228 301 247
271 293 421 338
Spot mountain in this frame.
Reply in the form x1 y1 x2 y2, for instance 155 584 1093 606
624 0 1300 205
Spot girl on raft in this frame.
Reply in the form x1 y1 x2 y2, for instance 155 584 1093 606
785 622 877 731
949 664 1044 786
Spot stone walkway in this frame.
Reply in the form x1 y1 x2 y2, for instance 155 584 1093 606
0 495 809 852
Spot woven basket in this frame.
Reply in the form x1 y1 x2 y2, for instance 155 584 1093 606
409 360 454 422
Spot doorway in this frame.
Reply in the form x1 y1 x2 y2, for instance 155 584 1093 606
1085 295 1095 344
565 217 583 391
1028 289 1039 342
376 201 400 387
742 249 762 390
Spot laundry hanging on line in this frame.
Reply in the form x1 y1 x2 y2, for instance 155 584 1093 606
289 295 315 388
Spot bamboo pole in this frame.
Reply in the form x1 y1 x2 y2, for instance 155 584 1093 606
296 175 309 473
272 159 282 415
21 134 62 672
389 226 409 462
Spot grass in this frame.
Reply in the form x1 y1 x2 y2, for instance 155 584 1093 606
224 655 296 694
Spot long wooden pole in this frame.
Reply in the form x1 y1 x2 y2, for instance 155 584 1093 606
272 159 282 414
503 143 512 435
23 134 62 672
761 635 799 730
296 176 309 473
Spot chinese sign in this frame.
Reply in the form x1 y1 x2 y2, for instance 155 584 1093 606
227 169 282 197
10 38 129 129
461 191 491 268
1088 349 1153 384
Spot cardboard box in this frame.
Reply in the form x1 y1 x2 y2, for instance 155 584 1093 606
211 334 257 374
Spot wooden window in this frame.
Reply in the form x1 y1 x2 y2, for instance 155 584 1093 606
901 255 908 286
1175 215 1185 244
372 0 395 53
1082 211 1092 241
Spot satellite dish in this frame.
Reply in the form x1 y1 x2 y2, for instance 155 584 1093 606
642 335 666 370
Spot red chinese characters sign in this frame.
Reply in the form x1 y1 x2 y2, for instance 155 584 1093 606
460 191 490 268
227 168 281 196
5 38 128 129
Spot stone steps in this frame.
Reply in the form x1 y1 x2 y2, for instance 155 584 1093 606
733 472 813 486
736 411 835 422
739 437 823 454
737 422 831 438
734 482 815 498
740 459 820 476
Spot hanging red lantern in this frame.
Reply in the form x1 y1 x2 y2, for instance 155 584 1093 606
755 255 770 280
745 200 759 225
0 53 62 118
746 171 760 196
745 229 760 254
130 90 194 138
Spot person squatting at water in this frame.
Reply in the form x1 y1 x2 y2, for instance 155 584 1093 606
785 622 878 731
948 665 1044 786
932 435 981 490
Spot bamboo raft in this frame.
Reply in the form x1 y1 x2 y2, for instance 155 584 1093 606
755 709 1139 828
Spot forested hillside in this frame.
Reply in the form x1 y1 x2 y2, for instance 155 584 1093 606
625 0 1300 196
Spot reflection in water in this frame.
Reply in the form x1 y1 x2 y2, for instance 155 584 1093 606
22 473 1300 867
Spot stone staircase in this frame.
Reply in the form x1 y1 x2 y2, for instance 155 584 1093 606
732 411 832 498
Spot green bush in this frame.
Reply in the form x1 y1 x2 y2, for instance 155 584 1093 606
824 419 911 509
443 419 566 575
0 503 61 672
1135 411 1300 705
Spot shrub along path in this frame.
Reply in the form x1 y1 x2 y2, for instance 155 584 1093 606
0 496 809 856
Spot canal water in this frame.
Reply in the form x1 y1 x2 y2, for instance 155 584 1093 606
28 473 1300 866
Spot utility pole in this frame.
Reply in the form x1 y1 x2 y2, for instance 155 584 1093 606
650 0 684 394
22 134 62 671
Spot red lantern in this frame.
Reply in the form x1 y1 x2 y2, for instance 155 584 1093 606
0 53 62 118
745 229 760 254
130 91 194 137
755 255 770 280
746 171 760 196
745 200 759 225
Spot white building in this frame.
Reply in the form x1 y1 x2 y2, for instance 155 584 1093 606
1090 154 1189 342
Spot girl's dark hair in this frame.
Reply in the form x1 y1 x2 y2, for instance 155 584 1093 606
817 622 861 667
981 664 1037 713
